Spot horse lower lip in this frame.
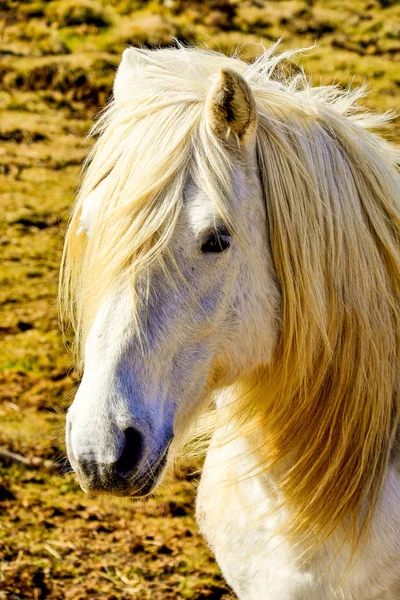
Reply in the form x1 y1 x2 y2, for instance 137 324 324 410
128 479 158 497
77 474 155 497
127 452 168 497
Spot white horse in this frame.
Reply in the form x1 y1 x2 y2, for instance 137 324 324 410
60 45 400 599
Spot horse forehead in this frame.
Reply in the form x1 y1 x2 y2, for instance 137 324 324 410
185 188 219 233
184 169 248 233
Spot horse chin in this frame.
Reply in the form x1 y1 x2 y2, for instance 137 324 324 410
127 452 169 498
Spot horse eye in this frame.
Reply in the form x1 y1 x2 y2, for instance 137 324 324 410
201 226 231 254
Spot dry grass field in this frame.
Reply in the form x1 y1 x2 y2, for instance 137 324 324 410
0 1 399 598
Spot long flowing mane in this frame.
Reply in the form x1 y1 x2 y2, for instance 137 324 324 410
60 44 400 553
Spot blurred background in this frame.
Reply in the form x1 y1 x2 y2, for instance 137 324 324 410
0 1 399 598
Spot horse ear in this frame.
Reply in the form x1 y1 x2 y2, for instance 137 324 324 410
206 68 257 145
113 47 149 105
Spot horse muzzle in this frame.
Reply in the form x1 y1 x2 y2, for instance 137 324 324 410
66 415 171 497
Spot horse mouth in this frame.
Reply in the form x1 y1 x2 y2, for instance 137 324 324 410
74 447 169 498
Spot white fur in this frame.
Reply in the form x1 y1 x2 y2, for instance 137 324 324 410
77 176 111 236
197 428 400 599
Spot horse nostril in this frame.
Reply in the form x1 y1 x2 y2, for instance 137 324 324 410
115 427 143 476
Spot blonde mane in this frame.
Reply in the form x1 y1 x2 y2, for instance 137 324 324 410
60 44 400 553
